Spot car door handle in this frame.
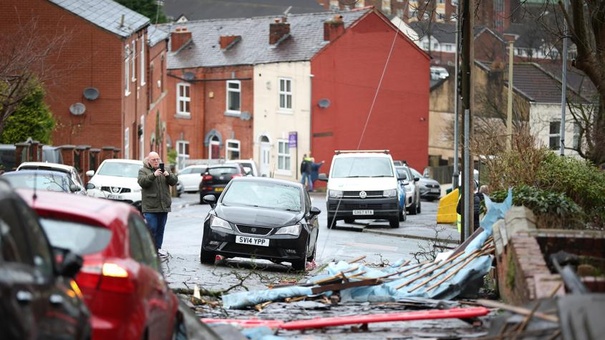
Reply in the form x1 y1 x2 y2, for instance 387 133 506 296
16 290 33 304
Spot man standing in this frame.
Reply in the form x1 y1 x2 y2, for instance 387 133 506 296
300 153 314 191
138 151 178 256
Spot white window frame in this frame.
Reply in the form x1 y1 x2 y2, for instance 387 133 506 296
131 41 136 82
177 83 191 116
226 80 241 113
124 127 130 159
549 120 560 150
225 139 240 160
279 78 293 111
277 139 291 172
140 37 146 86
176 140 190 170
124 46 131 96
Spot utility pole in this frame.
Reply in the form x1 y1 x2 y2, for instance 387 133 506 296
452 0 461 189
507 40 514 151
459 0 474 243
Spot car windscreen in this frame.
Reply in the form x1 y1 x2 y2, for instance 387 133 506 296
97 162 141 178
331 157 394 178
222 181 301 211
3 172 71 192
39 218 112 255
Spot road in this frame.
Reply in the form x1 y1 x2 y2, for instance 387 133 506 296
160 193 491 339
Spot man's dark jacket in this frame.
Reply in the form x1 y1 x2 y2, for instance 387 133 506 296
137 161 178 213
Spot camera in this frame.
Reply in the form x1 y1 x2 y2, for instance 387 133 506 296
159 163 165 172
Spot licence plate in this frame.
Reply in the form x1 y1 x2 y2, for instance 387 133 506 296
353 209 373 215
236 236 269 247
107 194 123 200
430 188 440 193
215 187 224 192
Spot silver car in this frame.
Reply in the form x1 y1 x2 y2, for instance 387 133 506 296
411 167 441 201
395 165 421 215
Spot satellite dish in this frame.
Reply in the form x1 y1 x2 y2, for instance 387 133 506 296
183 72 195 81
69 103 86 116
318 98 331 108
83 87 99 100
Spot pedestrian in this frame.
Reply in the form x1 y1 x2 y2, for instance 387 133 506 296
138 151 178 256
310 159 325 189
300 153 314 191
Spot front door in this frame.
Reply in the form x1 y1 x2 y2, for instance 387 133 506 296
260 139 271 177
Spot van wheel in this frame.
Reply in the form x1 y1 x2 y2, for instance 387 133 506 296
389 216 400 228
327 215 336 229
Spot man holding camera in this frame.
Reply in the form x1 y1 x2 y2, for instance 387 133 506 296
138 151 178 256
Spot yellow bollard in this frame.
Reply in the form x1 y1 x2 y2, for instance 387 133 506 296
436 188 460 224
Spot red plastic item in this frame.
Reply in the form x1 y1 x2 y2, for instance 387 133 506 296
202 306 489 330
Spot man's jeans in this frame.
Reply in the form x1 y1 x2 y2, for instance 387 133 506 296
300 173 313 191
144 212 168 250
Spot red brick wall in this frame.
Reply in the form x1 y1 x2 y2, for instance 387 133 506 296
0 0 156 161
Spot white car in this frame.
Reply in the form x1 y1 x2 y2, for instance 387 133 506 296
85 159 143 211
17 161 87 195
177 164 208 193
225 159 259 177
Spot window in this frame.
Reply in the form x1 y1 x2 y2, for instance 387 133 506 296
140 37 145 86
176 140 189 170
549 120 560 150
131 41 136 82
177 83 190 115
277 139 291 171
125 46 131 95
279 78 292 110
226 80 241 113
225 139 240 160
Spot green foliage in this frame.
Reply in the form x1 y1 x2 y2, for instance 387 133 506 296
167 148 177 165
491 184 583 218
0 84 55 144
115 0 168 23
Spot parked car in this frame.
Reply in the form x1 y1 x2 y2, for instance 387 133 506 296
177 164 208 193
85 158 143 211
395 165 421 215
410 167 441 201
2 169 84 194
199 163 247 203
17 188 182 339
17 161 86 194
225 159 260 177
200 177 321 270
0 178 91 339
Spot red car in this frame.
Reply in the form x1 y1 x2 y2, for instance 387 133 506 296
17 189 180 340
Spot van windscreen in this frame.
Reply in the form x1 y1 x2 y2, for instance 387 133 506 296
331 157 394 178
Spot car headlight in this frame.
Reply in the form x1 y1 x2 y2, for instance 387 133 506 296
383 189 397 197
328 189 343 199
209 215 232 231
275 224 301 236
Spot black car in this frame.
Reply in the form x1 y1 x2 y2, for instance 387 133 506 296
198 163 247 203
0 178 91 339
200 177 321 271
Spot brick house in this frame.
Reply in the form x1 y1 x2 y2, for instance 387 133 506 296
0 0 169 171
164 7 430 183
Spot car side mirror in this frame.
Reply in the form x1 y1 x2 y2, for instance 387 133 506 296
86 183 96 190
53 247 83 278
203 194 216 207
318 173 328 182
309 206 321 216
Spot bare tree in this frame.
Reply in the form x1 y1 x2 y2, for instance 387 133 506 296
521 0 605 166
0 18 72 137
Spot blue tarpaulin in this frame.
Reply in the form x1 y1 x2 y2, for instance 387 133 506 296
222 189 513 309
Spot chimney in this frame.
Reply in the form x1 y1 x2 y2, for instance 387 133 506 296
269 17 290 45
171 26 192 52
219 35 241 50
324 15 345 42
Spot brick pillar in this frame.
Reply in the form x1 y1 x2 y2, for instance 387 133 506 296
14 143 27 169
76 145 90 180
100 147 115 162
60 145 76 169
29 141 41 162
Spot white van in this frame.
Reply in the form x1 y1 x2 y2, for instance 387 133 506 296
318 150 405 229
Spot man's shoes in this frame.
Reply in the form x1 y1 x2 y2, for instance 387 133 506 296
157 249 168 257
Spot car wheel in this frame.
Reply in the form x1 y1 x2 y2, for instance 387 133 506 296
308 242 317 262
408 200 418 215
200 247 214 264
327 214 336 229
417 200 422 214
389 216 400 228
291 248 307 271
399 207 406 221
199 193 204 205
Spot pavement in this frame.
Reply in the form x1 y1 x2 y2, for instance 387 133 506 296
170 190 461 246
